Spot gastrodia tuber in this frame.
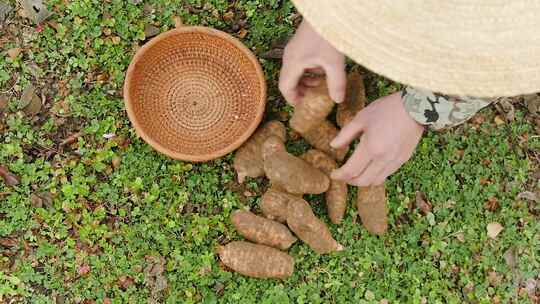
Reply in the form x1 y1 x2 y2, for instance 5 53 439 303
287 197 343 254
357 184 388 235
234 120 287 183
231 210 297 250
218 241 294 279
260 185 299 223
301 149 348 224
336 71 367 128
262 136 330 195
302 120 348 162
290 78 335 134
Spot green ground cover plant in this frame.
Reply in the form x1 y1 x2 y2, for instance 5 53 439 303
0 0 538 303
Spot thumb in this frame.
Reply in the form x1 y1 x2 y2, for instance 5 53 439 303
322 62 346 103
330 112 365 148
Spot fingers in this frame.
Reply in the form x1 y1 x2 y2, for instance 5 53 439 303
279 62 306 106
331 139 370 181
330 113 365 149
348 160 387 187
322 61 346 103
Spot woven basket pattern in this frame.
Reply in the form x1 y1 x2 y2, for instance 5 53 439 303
125 27 266 161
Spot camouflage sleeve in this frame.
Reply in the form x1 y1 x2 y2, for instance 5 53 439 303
401 86 493 130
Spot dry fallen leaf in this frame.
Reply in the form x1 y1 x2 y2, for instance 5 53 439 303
20 84 42 115
484 197 499 212
7 48 22 60
524 278 538 300
78 264 91 276
494 115 505 126
0 94 8 112
222 11 234 22
415 191 432 214
517 191 539 202
523 94 540 114
172 15 183 28
487 271 502 287
504 246 517 269
0 237 18 247
118 275 135 290
111 156 121 169
487 222 504 239
144 24 160 39
237 28 248 39
0 165 20 186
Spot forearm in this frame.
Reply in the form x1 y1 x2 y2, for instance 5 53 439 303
401 86 494 130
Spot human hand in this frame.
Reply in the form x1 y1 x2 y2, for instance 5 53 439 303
330 92 425 186
279 20 346 105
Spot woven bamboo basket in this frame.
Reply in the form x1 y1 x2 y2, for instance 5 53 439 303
124 27 267 162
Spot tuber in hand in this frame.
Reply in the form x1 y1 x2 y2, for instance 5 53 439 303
357 184 388 235
302 120 348 162
287 197 343 254
231 210 297 250
260 186 299 223
218 241 295 279
234 121 287 183
290 78 335 134
301 150 348 224
262 136 329 195
336 71 366 128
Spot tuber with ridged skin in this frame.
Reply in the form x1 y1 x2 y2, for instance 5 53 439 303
301 149 348 224
231 210 297 250
336 71 366 128
287 197 343 254
290 78 335 134
262 136 329 195
260 185 299 223
357 184 388 235
302 120 348 162
234 120 287 183
218 241 294 279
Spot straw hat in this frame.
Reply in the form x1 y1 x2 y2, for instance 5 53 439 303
291 0 540 98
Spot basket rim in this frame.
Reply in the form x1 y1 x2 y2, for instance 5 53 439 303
123 26 267 162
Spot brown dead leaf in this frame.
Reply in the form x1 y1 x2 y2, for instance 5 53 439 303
20 84 42 115
78 264 90 276
488 271 502 287
144 24 160 39
60 132 82 147
118 275 135 290
222 11 234 22
144 256 168 297
470 113 486 126
7 48 22 60
111 36 121 44
517 191 539 202
111 156 121 169
0 165 20 186
103 298 112 304
415 191 432 214
172 15 183 28
484 197 499 212
504 247 517 269
525 278 538 300
31 193 43 208
0 237 18 247
494 115 505 126
487 222 503 239
237 28 248 39
0 94 8 112
496 97 515 121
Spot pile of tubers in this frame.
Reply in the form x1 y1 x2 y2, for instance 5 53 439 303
218 72 388 279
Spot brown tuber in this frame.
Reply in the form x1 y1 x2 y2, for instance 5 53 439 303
262 136 329 195
302 120 348 162
357 184 388 235
260 186 298 223
287 197 343 254
290 78 335 134
234 120 287 183
301 150 348 224
336 71 367 128
218 241 294 279
231 210 297 250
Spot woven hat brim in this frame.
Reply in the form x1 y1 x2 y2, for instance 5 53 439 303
292 0 540 97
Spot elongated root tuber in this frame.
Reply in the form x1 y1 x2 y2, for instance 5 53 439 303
218 241 295 279
263 136 329 195
302 120 348 162
336 71 366 128
301 150 348 224
234 120 287 183
290 78 335 134
260 186 299 223
231 210 297 250
357 184 388 235
287 197 343 254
